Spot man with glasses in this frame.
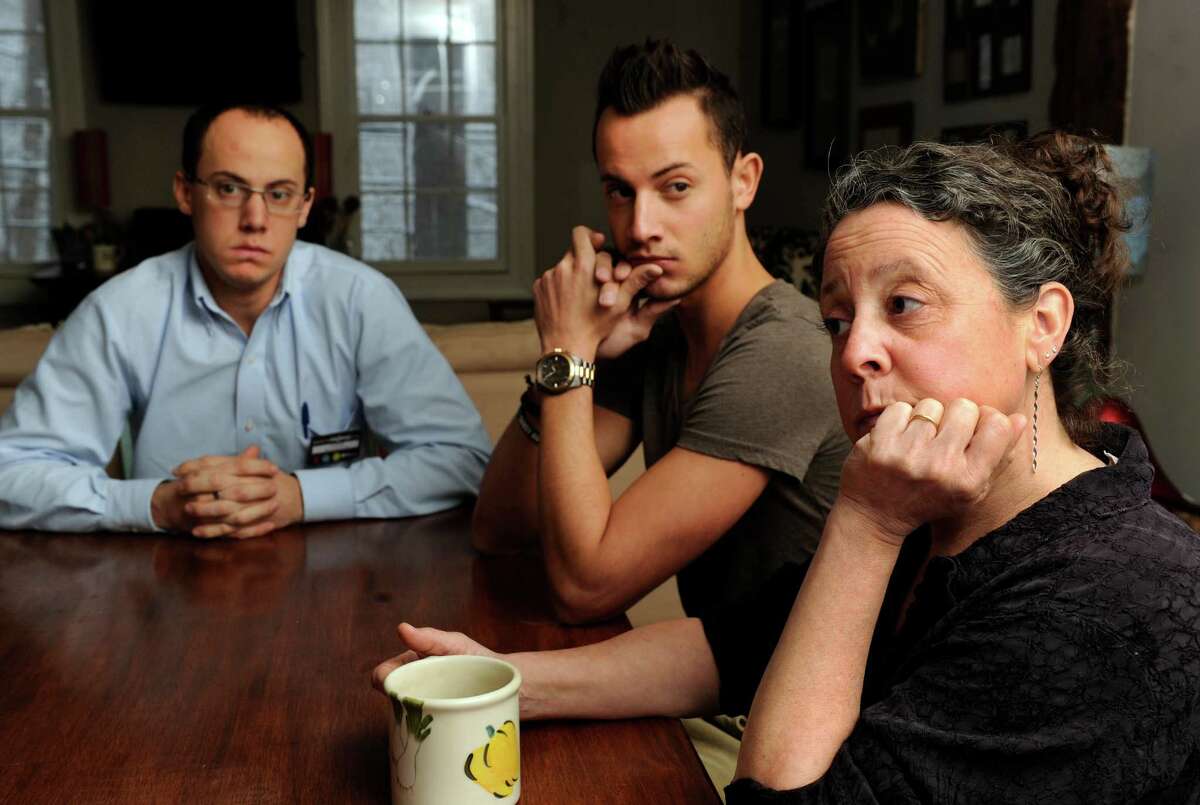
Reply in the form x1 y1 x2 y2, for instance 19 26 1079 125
0 103 491 536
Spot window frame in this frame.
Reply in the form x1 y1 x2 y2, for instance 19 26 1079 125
0 0 84 299
316 0 535 301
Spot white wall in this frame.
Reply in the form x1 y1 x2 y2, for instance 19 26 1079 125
1115 1 1200 500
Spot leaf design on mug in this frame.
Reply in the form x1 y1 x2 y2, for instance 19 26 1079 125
391 697 433 791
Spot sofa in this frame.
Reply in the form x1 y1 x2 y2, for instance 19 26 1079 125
1 319 641 466
0 319 679 624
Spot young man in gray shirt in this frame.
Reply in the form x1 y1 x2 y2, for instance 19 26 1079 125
471 40 849 622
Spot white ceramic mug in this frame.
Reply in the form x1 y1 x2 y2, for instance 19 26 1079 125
384 655 522 804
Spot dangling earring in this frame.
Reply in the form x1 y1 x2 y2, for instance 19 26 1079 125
1032 369 1042 473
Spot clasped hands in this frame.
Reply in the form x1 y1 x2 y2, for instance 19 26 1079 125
533 225 680 360
151 445 304 539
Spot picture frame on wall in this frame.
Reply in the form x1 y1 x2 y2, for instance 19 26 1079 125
944 0 1032 103
804 0 851 169
859 0 926 82
941 120 1028 144
858 102 915 151
762 0 804 127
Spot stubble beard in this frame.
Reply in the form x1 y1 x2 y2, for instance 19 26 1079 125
642 208 736 302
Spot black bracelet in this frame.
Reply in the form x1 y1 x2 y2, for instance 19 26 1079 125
516 404 541 444
519 385 542 418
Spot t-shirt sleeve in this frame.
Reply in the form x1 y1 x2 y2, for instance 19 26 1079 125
676 303 841 484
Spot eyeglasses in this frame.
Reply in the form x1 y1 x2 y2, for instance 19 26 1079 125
189 175 312 215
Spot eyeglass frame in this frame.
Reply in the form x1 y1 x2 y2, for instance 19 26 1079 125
187 173 314 216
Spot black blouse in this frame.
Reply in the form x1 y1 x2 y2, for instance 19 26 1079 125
703 425 1200 804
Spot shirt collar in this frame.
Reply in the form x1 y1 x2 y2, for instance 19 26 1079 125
186 242 306 318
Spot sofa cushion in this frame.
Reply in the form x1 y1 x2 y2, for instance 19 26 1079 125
0 324 53 386
423 319 541 374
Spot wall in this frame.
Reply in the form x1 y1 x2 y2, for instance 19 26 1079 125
1115 1 1200 499
743 0 1059 231
79 0 321 220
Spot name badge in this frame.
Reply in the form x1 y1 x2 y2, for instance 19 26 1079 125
306 429 363 467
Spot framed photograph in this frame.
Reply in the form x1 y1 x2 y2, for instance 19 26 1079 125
858 103 914 151
941 119 1028 144
761 0 804 127
804 0 851 169
944 0 1032 103
859 0 926 82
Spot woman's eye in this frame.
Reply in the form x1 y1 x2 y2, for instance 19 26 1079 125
822 318 849 337
605 185 632 200
667 182 689 194
887 296 923 315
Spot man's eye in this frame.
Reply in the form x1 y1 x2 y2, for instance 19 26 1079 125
268 188 295 203
216 182 242 197
606 185 633 200
822 318 849 337
667 182 689 194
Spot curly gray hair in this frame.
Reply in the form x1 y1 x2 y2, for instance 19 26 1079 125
817 132 1129 446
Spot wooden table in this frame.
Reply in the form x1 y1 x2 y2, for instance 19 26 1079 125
0 509 719 804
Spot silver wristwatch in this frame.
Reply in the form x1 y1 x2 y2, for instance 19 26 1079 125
533 348 596 394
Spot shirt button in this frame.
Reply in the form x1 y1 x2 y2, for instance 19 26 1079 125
246 356 257 366
244 420 255 432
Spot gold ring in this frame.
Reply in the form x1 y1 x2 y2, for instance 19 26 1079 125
909 413 939 428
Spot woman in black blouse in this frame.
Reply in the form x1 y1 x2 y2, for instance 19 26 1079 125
375 132 1200 803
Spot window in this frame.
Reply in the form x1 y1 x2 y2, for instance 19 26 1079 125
0 0 52 263
318 0 534 300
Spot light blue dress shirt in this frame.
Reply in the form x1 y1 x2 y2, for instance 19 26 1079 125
0 242 492 532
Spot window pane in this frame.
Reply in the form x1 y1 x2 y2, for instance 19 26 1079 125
360 123 409 189
411 193 468 259
403 0 448 41
462 122 496 188
2 165 48 190
354 0 401 40
409 123 458 189
356 43 403 115
450 0 495 42
0 0 43 33
3 184 46 224
0 32 48 110
408 122 496 191
0 117 49 168
466 191 497 259
361 192 408 261
403 44 448 115
450 44 495 115
6 224 49 261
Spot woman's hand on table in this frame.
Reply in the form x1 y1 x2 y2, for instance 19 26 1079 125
836 398 1027 545
372 623 502 693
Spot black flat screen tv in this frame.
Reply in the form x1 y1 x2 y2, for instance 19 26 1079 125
89 1 303 106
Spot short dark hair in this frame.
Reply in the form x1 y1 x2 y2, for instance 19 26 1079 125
182 103 314 189
592 39 746 170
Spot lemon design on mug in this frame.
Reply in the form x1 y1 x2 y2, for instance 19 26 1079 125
464 721 519 798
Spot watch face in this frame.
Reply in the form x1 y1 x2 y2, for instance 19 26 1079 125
538 353 573 390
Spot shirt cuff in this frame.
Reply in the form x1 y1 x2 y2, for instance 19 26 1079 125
103 477 167 533
294 466 356 522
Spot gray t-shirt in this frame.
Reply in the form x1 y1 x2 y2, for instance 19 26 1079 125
595 280 850 617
